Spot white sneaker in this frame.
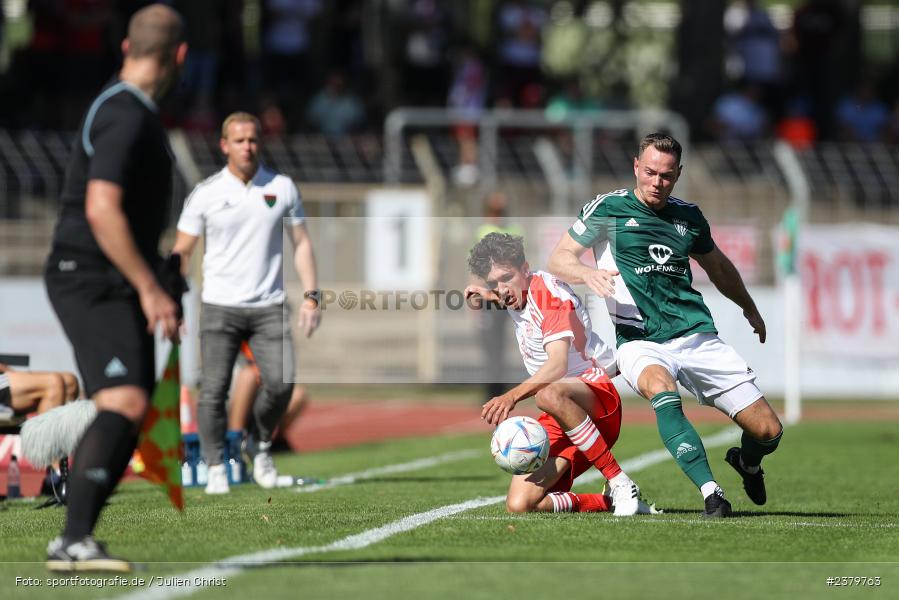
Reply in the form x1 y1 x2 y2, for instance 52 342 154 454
204 464 230 495
610 480 641 516
253 451 278 489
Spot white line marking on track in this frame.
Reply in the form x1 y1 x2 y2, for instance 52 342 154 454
118 427 741 600
294 449 480 493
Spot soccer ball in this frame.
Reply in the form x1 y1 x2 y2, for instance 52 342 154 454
490 416 550 475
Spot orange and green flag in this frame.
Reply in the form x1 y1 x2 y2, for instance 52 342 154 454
136 345 184 511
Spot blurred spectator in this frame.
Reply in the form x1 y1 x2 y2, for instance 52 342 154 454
710 82 769 141
305 70 365 136
262 0 323 128
545 78 600 122
888 100 899 144
473 191 522 403
61 0 115 128
776 96 817 149
22 0 67 128
400 0 450 106
447 44 488 187
259 93 288 136
836 81 889 143
787 0 849 140
725 0 784 121
495 0 547 107
174 0 226 131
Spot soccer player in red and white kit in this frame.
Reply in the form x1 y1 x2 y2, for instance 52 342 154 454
466 232 655 516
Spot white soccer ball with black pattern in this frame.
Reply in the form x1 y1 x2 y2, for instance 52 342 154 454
490 416 550 475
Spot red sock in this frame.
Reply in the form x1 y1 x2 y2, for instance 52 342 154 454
548 492 611 513
565 417 622 480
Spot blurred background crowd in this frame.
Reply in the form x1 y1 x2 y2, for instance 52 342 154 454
0 0 896 145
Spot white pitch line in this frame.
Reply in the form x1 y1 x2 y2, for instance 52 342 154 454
118 426 741 600
294 449 480 493
119 496 504 600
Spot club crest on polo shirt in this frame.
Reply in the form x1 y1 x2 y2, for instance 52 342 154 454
263 194 276 207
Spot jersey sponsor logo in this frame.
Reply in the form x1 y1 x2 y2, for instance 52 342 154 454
104 357 128 378
648 244 673 265
675 442 697 459
673 219 688 236
625 217 639 228
263 194 277 207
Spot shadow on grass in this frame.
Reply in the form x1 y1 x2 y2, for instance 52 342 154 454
656 508 854 518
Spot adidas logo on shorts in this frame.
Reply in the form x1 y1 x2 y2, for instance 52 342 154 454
675 442 696 459
104 357 128 378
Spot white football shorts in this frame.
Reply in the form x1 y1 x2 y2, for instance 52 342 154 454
617 332 763 418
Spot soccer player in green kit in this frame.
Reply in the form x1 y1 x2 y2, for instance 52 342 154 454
548 133 783 517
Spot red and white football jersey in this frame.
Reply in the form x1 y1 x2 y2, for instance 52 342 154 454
508 271 617 378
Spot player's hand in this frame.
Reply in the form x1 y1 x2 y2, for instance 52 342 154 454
481 393 517 426
298 300 321 338
583 269 619 297
744 307 766 343
139 284 181 342
464 285 501 309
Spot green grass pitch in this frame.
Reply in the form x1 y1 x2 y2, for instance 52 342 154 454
1 420 897 599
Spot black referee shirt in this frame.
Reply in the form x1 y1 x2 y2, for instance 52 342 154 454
49 79 173 269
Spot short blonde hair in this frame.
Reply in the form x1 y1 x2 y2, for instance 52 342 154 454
221 112 261 139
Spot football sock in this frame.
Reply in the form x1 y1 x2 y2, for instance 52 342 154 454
63 411 138 541
565 416 622 480
651 392 716 491
548 492 611 513
740 429 783 469
700 481 722 500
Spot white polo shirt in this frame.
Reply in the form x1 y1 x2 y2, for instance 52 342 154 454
177 165 305 307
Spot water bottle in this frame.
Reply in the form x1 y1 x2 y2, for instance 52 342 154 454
225 430 246 484
7 455 21 498
228 458 242 484
181 461 194 487
195 460 208 485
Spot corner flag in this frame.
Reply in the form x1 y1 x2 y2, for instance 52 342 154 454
136 345 184 511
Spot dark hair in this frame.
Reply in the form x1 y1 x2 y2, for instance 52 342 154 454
638 132 682 164
468 232 526 279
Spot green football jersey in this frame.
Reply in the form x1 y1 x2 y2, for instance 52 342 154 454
568 188 718 346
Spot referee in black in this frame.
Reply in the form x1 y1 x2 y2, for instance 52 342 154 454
43 4 187 572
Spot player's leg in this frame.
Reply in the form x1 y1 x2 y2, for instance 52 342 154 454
197 303 244 467
728 393 782 505
534 378 625 483
617 341 727 516
506 456 611 513
227 362 259 433
44 271 155 571
6 371 69 414
677 334 782 506
534 376 643 514
245 304 294 488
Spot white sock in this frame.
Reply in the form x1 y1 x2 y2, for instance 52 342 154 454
608 472 633 488
564 417 600 453
700 481 721 499
739 455 760 474
548 492 576 513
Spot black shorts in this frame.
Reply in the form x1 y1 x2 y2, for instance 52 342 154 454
44 262 155 397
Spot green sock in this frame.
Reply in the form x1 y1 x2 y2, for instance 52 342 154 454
740 429 782 468
651 392 715 489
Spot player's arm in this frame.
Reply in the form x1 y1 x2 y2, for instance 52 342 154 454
290 222 321 338
481 338 570 426
463 276 503 310
171 230 200 276
692 245 766 343
548 233 618 297
85 180 179 340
